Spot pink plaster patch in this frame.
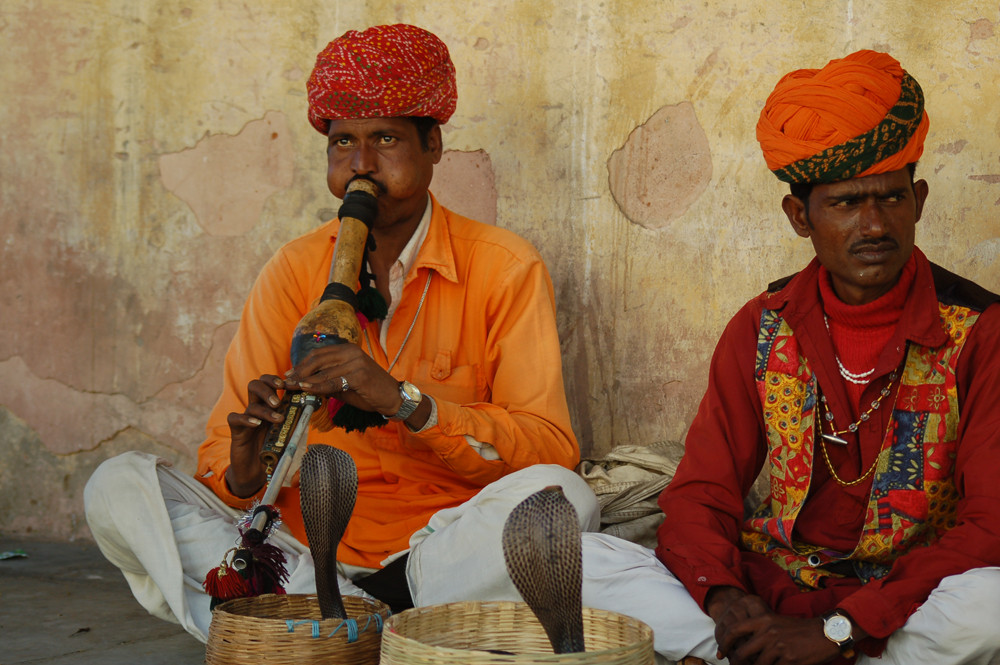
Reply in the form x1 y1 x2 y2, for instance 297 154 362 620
935 140 968 155
430 149 498 225
0 321 234 456
970 18 994 41
159 111 294 236
607 102 713 230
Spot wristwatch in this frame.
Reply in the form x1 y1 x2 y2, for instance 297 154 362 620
822 610 855 658
388 381 422 421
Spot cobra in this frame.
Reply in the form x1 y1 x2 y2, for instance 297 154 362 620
502 486 586 654
299 444 359 619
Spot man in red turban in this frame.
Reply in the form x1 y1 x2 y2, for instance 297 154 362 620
641 50 1000 664
306 23 457 131
85 23 593 641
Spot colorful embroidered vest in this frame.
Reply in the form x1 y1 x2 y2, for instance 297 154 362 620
740 297 980 589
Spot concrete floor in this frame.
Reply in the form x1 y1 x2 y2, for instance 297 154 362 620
1 538 205 665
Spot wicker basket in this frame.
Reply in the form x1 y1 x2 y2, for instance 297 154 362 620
206 594 389 665
380 601 654 665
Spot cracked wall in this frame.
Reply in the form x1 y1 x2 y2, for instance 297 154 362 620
2 0 998 539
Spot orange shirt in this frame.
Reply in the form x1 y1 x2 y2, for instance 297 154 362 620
196 195 579 569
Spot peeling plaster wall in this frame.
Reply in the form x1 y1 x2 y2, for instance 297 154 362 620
1 0 998 539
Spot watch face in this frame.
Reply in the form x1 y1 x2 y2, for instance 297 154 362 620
401 381 421 401
824 614 852 642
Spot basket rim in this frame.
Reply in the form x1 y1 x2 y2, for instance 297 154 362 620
211 593 391 636
206 595 386 664
382 600 653 661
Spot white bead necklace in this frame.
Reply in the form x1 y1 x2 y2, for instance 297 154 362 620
824 314 876 385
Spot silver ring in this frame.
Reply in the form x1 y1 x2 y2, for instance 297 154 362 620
339 376 350 392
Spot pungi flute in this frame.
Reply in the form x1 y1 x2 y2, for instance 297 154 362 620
247 177 379 537
205 176 381 604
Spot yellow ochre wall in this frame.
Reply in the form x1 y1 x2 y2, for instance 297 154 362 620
1 1 998 539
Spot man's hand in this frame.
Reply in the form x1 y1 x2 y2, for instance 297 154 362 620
286 344 429 429
720 613 840 665
225 374 287 498
706 586 840 665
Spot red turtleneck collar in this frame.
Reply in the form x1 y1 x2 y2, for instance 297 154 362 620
818 252 917 409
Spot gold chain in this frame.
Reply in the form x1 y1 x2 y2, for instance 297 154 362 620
817 375 903 487
820 371 897 438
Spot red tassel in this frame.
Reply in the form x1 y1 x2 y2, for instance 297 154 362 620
202 508 291 605
203 561 250 600
327 397 345 419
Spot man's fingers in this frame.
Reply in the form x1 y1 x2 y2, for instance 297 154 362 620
289 367 344 393
287 345 378 389
247 376 284 406
230 405 281 431
715 597 772 661
227 412 259 430
716 618 752 659
731 629 771 665
289 346 353 379
229 374 288 436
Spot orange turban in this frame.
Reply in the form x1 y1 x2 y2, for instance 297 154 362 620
756 50 929 184
307 24 457 135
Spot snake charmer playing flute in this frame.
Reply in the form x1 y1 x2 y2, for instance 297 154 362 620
84 23 597 641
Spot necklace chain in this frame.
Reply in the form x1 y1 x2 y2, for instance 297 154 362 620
817 371 903 487
365 272 432 374
819 371 897 440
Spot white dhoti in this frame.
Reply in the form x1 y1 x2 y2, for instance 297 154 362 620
576 537 1000 665
83 451 599 643
86 451 1000 664
400 502 1000 665
84 452 345 642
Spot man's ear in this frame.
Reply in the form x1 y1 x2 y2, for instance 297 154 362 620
782 194 811 238
912 178 929 224
428 124 443 164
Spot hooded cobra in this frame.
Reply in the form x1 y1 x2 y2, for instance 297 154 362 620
299 444 358 620
502 485 586 654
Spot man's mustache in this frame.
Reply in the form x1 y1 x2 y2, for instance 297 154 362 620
850 237 898 253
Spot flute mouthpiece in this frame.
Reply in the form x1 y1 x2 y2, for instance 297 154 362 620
346 178 379 197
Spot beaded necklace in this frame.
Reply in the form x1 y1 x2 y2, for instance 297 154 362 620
823 314 876 385
817 364 903 487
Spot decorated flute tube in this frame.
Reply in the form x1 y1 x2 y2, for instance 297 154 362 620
258 178 384 477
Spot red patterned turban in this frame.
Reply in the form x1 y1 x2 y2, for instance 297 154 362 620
756 50 929 184
307 24 457 135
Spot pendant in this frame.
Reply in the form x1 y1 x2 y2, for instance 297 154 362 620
822 433 849 446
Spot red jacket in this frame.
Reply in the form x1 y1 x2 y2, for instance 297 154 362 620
657 248 1000 649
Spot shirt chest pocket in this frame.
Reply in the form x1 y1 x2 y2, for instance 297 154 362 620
413 349 487 406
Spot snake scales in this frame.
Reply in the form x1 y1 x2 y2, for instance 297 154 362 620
299 444 358 619
502 485 586 654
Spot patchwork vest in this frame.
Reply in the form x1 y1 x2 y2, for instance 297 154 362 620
740 266 992 589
